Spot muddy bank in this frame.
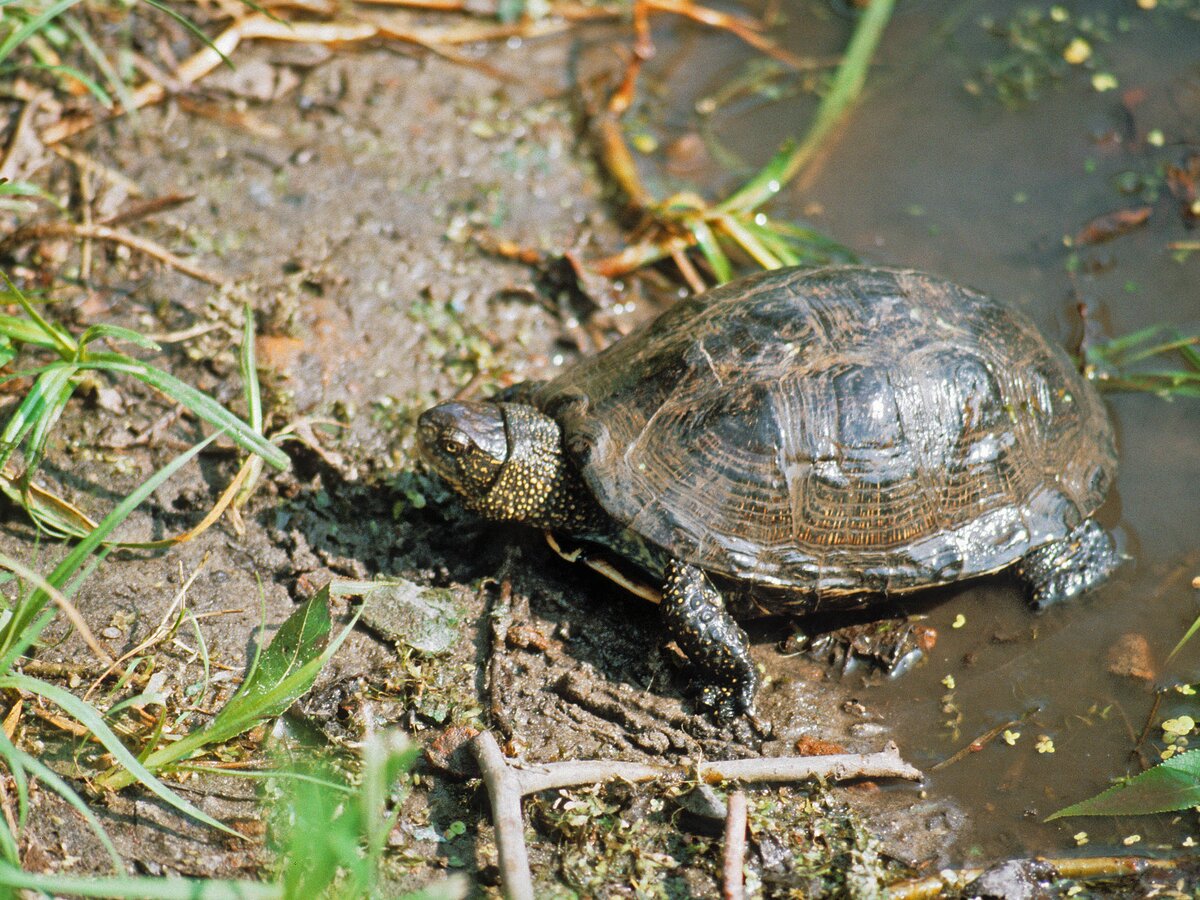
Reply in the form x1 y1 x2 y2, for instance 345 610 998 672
3 0 1198 894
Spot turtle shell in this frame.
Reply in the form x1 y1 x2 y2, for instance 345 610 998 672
533 266 1116 598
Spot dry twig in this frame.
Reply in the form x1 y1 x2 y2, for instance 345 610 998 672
885 856 1179 900
470 729 921 899
0 221 226 286
722 790 747 900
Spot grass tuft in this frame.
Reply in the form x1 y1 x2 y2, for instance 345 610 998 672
1085 325 1200 399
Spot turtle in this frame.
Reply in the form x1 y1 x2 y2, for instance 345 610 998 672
417 266 1120 716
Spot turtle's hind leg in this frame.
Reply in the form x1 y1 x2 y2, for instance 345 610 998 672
661 560 759 718
1017 518 1122 609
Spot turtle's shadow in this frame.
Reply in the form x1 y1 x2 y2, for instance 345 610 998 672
489 531 979 714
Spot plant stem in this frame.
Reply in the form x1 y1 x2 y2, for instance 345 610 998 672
716 0 896 214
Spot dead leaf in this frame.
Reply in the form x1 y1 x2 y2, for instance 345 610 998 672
1166 154 1200 227
1073 205 1152 245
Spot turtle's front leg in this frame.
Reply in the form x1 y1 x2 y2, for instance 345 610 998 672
661 560 760 718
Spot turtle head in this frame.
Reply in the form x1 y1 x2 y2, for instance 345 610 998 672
418 399 601 532
417 401 510 503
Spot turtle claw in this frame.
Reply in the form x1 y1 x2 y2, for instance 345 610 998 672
696 684 772 741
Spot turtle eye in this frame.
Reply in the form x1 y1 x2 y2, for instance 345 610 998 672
441 437 467 456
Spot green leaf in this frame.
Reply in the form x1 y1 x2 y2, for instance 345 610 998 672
101 586 357 790
228 586 332 718
0 312 72 348
1048 749 1200 819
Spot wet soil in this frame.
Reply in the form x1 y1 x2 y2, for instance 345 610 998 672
4 0 1200 894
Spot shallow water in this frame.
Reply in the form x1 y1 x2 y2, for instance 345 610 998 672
642 0 1200 859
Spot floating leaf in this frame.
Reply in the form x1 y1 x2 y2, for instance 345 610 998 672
1048 749 1200 819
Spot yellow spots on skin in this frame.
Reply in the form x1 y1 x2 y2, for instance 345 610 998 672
471 403 604 533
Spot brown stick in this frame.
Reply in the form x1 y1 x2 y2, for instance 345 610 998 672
470 729 921 899
512 758 661 794
722 790 747 900
471 731 535 900
885 856 1178 900
0 221 226 286
39 14 567 146
696 742 922 783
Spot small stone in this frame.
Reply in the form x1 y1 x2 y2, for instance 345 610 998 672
359 578 463 654
794 735 846 756
1105 633 1155 681
965 859 1057 900
425 725 480 778
675 784 727 835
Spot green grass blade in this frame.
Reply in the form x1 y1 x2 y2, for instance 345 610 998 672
1176 335 1200 370
690 219 733 284
0 434 218 662
738 219 803 267
29 60 112 107
0 312 71 348
235 305 266 507
712 139 795 217
0 363 77 472
0 729 121 870
0 674 237 836
1119 336 1200 367
62 13 128 113
717 0 896 214
1086 324 1167 360
0 609 55 679
240 305 262 431
78 324 162 352
769 219 859 262
0 275 76 357
1167 610 1200 663
138 0 234 69
54 354 289 470
0 0 84 69
717 215 782 269
18 367 79 481
0 861 283 898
